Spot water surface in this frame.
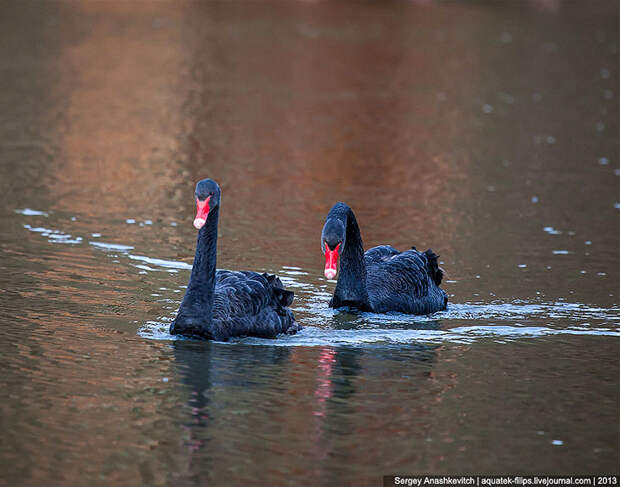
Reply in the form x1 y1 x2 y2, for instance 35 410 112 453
0 1 618 485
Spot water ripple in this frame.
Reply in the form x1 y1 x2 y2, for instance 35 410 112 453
139 300 619 346
18 210 620 347
139 319 619 346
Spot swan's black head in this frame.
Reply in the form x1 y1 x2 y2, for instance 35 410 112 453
321 217 345 280
193 178 221 230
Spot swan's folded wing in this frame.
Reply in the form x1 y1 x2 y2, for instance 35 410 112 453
213 270 271 317
211 270 297 338
371 250 430 294
367 249 444 313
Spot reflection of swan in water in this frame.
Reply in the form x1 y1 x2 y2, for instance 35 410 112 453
170 339 442 484
289 342 441 481
310 343 442 483
171 340 293 482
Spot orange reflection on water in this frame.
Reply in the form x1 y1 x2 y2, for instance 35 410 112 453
52 2 196 219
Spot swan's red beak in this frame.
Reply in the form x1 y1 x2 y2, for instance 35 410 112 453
324 243 340 280
193 196 211 229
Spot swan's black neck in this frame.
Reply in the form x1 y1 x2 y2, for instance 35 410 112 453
330 204 371 310
174 206 219 335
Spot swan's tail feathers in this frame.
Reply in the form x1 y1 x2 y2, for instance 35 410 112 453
263 273 282 287
423 249 444 286
274 288 294 307
263 273 295 307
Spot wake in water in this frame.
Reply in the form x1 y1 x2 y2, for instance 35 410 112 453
139 298 620 346
18 208 620 347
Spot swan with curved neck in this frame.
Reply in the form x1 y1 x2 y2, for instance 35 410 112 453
170 179 299 340
321 202 447 314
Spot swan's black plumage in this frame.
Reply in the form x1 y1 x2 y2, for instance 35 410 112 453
321 202 447 314
170 179 299 340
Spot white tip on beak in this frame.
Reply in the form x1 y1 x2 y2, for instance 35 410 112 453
193 218 206 229
324 268 337 280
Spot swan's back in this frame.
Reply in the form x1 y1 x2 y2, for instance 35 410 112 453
365 247 447 314
210 270 298 339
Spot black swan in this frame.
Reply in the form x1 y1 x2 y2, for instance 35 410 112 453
321 202 448 314
170 179 299 340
